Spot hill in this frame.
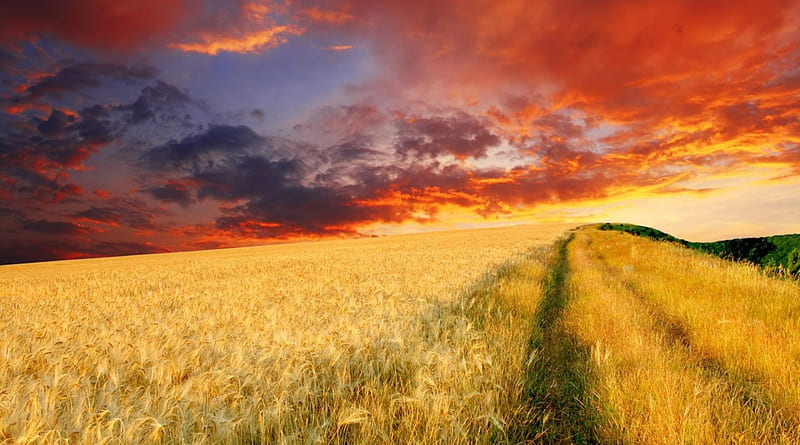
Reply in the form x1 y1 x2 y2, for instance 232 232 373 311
599 222 800 276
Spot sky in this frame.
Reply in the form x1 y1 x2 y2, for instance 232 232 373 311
1 0 799 264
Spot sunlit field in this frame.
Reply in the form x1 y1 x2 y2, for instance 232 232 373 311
3 223 800 444
562 228 800 444
0 224 574 444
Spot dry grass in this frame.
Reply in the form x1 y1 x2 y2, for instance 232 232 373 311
0 223 573 444
565 228 800 443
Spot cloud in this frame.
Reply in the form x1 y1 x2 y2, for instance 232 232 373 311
3 1 800 263
167 25 304 55
326 142 385 164
299 7 354 24
0 0 187 50
0 105 118 201
23 219 95 236
0 74 201 209
304 104 388 140
132 122 447 236
0 47 19 72
142 179 196 207
321 45 354 51
138 124 266 171
12 62 157 103
72 197 165 230
394 112 500 159
160 1 313 55
34 108 75 137
116 80 192 125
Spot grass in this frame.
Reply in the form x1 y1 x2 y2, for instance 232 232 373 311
3 222 800 443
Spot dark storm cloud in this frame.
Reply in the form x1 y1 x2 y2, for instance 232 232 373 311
23 219 94 236
72 198 165 230
0 106 118 201
85 241 171 257
117 80 192 124
0 48 18 72
142 181 196 207
132 122 426 236
2 73 203 204
193 156 305 201
207 156 490 236
326 141 385 163
205 162 387 232
75 108 115 145
395 112 500 159
15 62 157 103
2 167 83 202
213 185 376 237
138 124 266 171
34 108 75 137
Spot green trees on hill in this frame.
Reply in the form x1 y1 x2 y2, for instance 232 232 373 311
788 249 800 276
688 238 775 266
598 223 685 244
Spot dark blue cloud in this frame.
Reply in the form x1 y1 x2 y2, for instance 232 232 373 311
395 112 500 159
138 124 265 171
117 80 192 125
14 62 156 103
71 198 164 230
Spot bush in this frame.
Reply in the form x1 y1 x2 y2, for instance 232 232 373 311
788 249 800 277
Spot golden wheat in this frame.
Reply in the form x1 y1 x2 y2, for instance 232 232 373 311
0 224 573 444
565 228 800 443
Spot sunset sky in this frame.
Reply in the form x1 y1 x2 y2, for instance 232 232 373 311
1 0 799 264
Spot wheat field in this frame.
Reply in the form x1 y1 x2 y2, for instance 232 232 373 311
0 224 575 444
568 229 800 443
4 223 800 444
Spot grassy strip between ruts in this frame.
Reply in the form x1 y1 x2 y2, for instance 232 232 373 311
518 233 598 444
462 231 599 443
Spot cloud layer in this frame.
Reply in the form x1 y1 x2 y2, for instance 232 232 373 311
1 1 799 263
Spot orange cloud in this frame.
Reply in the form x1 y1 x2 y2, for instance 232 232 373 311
168 25 304 55
300 7 354 24
323 45 354 51
93 189 110 199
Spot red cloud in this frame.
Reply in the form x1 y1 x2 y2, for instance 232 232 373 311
299 7 354 24
0 0 187 50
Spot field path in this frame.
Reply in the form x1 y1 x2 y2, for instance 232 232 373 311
510 233 599 443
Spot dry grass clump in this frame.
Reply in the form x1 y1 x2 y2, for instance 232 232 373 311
0 223 573 444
